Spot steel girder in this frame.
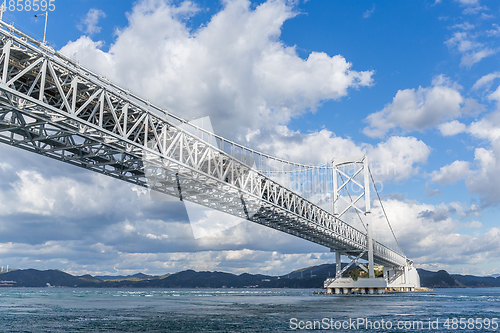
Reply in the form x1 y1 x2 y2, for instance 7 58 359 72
0 22 408 268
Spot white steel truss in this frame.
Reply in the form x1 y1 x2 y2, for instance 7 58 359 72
0 21 408 268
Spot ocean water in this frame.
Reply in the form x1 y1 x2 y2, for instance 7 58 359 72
0 288 499 332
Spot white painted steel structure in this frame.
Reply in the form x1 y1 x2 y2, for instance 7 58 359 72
0 21 411 271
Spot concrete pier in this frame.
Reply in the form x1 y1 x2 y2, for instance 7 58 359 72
323 277 388 294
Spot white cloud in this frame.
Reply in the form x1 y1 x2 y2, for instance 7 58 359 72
63 36 113 75
464 220 482 228
451 22 475 30
468 110 500 142
489 85 500 106
369 136 431 182
369 199 500 273
255 127 430 182
480 13 495 20
78 8 106 35
0 162 11 171
60 0 372 142
462 5 488 15
453 0 489 15
465 144 500 206
3 170 131 217
460 48 496 67
472 71 500 91
430 160 470 185
3 195 499 276
363 4 375 18
439 116 500 206
425 186 442 197
0 239 335 276
454 0 479 5
439 120 467 136
445 30 496 67
487 24 500 37
255 127 363 165
363 76 466 138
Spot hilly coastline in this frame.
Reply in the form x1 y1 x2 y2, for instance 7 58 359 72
1 264 499 289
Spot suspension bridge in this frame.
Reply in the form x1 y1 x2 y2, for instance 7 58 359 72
0 20 419 294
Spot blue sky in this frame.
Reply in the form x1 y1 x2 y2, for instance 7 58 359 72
0 0 500 276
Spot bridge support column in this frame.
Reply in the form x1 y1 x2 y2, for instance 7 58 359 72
383 266 389 282
336 251 342 278
367 219 375 279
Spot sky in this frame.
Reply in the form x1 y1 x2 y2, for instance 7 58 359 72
0 0 500 276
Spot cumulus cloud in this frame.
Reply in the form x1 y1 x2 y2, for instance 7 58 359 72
363 76 468 138
462 112 500 206
369 199 500 273
430 160 471 185
254 127 430 182
369 136 431 181
78 8 106 35
61 0 372 142
465 144 500 206
1 154 496 275
438 120 467 136
0 145 336 275
67 36 113 74
0 239 335 276
468 110 500 142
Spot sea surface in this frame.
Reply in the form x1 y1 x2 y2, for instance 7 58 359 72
0 287 499 332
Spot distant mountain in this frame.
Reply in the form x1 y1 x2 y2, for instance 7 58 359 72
284 263 340 279
452 274 500 288
417 269 464 288
1 266 500 289
0 269 101 287
95 273 157 281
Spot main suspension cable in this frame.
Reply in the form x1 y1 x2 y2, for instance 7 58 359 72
368 167 405 256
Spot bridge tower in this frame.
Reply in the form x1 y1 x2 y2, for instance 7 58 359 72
325 156 420 294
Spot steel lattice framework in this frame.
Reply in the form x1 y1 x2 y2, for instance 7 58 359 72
0 22 408 268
